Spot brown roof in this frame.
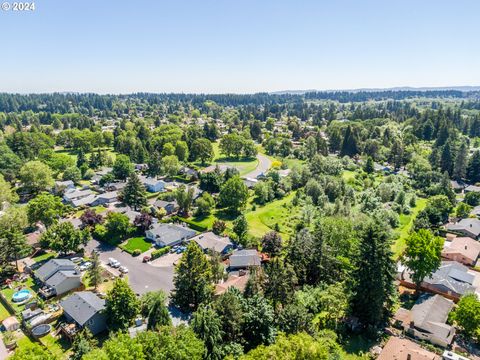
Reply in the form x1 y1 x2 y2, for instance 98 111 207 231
215 274 249 295
442 236 480 261
26 231 41 247
378 337 440 360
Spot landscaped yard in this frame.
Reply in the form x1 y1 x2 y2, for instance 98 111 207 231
0 277 40 314
74 205 107 218
392 197 428 259
120 236 152 254
32 252 56 263
40 333 71 359
245 192 298 239
0 300 11 321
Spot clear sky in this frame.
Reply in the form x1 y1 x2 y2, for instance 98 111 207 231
1 0 479 93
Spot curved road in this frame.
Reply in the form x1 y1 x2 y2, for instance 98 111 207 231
244 153 272 179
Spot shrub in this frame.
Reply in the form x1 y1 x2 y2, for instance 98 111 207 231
151 246 171 259
93 224 107 240
132 249 142 257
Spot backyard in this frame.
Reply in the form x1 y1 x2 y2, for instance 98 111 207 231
0 277 40 314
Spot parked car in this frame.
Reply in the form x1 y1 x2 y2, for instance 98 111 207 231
119 266 129 274
143 255 151 263
71 257 82 264
108 258 120 268
79 261 92 271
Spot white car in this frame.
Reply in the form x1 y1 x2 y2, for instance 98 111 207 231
108 258 120 268
79 261 92 271
119 266 129 274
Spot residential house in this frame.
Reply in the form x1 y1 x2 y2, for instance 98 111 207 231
442 235 480 266
59 217 82 230
471 205 480 217
378 337 440 360
215 272 249 296
140 176 166 193
242 177 258 188
91 191 118 207
91 167 113 184
152 199 179 215
63 188 94 205
70 194 97 208
190 232 233 256
399 261 477 301
450 180 466 193
34 259 82 298
446 218 480 239
465 185 480 193
229 249 261 270
145 223 196 247
403 295 455 348
442 351 470 360
60 291 107 335
54 180 75 194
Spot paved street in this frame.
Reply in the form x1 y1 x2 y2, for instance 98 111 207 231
85 239 175 296
244 153 272 179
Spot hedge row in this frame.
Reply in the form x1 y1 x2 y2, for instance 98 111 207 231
151 246 171 260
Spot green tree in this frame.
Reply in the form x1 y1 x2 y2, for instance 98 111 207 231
63 166 82 183
91 332 144 360
0 174 18 205
113 154 134 180
0 230 28 271
261 231 282 257
364 156 375 174
467 150 480 184
242 294 276 350
40 222 91 255
456 202 472 219
195 192 215 216
10 342 54 360
219 176 248 213
404 229 443 289
19 160 54 194
171 242 213 312
147 151 162 177
0 142 22 181
350 218 396 329
340 126 359 157
220 133 245 158
453 142 468 180
263 258 297 306
440 141 454 175
105 212 131 240
27 192 65 227
191 138 214 165
106 278 140 331
121 172 147 211
71 328 97 360
232 214 249 246
88 251 102 291
191 305 223 360
175 185 195 217
162 142 175 157
146 292 171 330
214 288 244 344
161 155 180 178
451 293 480 340
175 140 189 162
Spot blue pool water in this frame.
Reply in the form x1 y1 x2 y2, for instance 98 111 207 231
12 289 31 303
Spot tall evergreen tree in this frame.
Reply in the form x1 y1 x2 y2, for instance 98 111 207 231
191 306 224 360
121 172 147 211
171 242 213 312
440 141 454 175
453 142 468 180
467 150 480 184
340 126 359 157
350 218 396 329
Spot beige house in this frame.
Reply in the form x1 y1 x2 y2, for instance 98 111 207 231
442 235 480 266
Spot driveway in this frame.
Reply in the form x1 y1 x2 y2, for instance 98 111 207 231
244 153 272 179
85 239 175 296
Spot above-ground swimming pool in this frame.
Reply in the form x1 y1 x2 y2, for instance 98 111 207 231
31 324 51 338
12 289 32 303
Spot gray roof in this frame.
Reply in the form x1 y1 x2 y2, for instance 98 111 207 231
229 249 261 268
35 259 76 282
64 189 94 201
446 218 480 237
153 199 178 209
411 295 454 344
465 185 480 193
191 232 233 253
45 270 80 288
60 291 105 326
147 223 196 246
71 194 97 208
97 191 118 200
424 261 476 296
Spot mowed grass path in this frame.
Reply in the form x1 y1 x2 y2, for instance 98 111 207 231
245 192 297 239
392 197 427 259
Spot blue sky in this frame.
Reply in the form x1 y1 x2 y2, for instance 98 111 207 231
1 0 479 93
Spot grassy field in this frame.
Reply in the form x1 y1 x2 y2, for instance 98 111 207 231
201 142 259 177
120 236 152 254
40 333 71 359
0 300 11 321
186 214 217 230
245 192 297 239
32 252 56 263
392 197 428 259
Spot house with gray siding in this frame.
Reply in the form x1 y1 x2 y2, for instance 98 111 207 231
60 291 107 335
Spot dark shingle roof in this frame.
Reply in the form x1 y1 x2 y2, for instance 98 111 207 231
45 270 80 287
60 291 105 326
229 249 261 268
35 259 76 282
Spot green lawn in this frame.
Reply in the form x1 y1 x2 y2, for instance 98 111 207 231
120 236 152 254
0 277 40 314
0 300 11 321
32 252 56 263
342 170 357 182
40 333 71 359
74 205 107 218
186 214 217 230
392 197 428 259
245 192 297 239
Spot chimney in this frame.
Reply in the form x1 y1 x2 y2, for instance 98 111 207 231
407 354 411 360
465 245 468 250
